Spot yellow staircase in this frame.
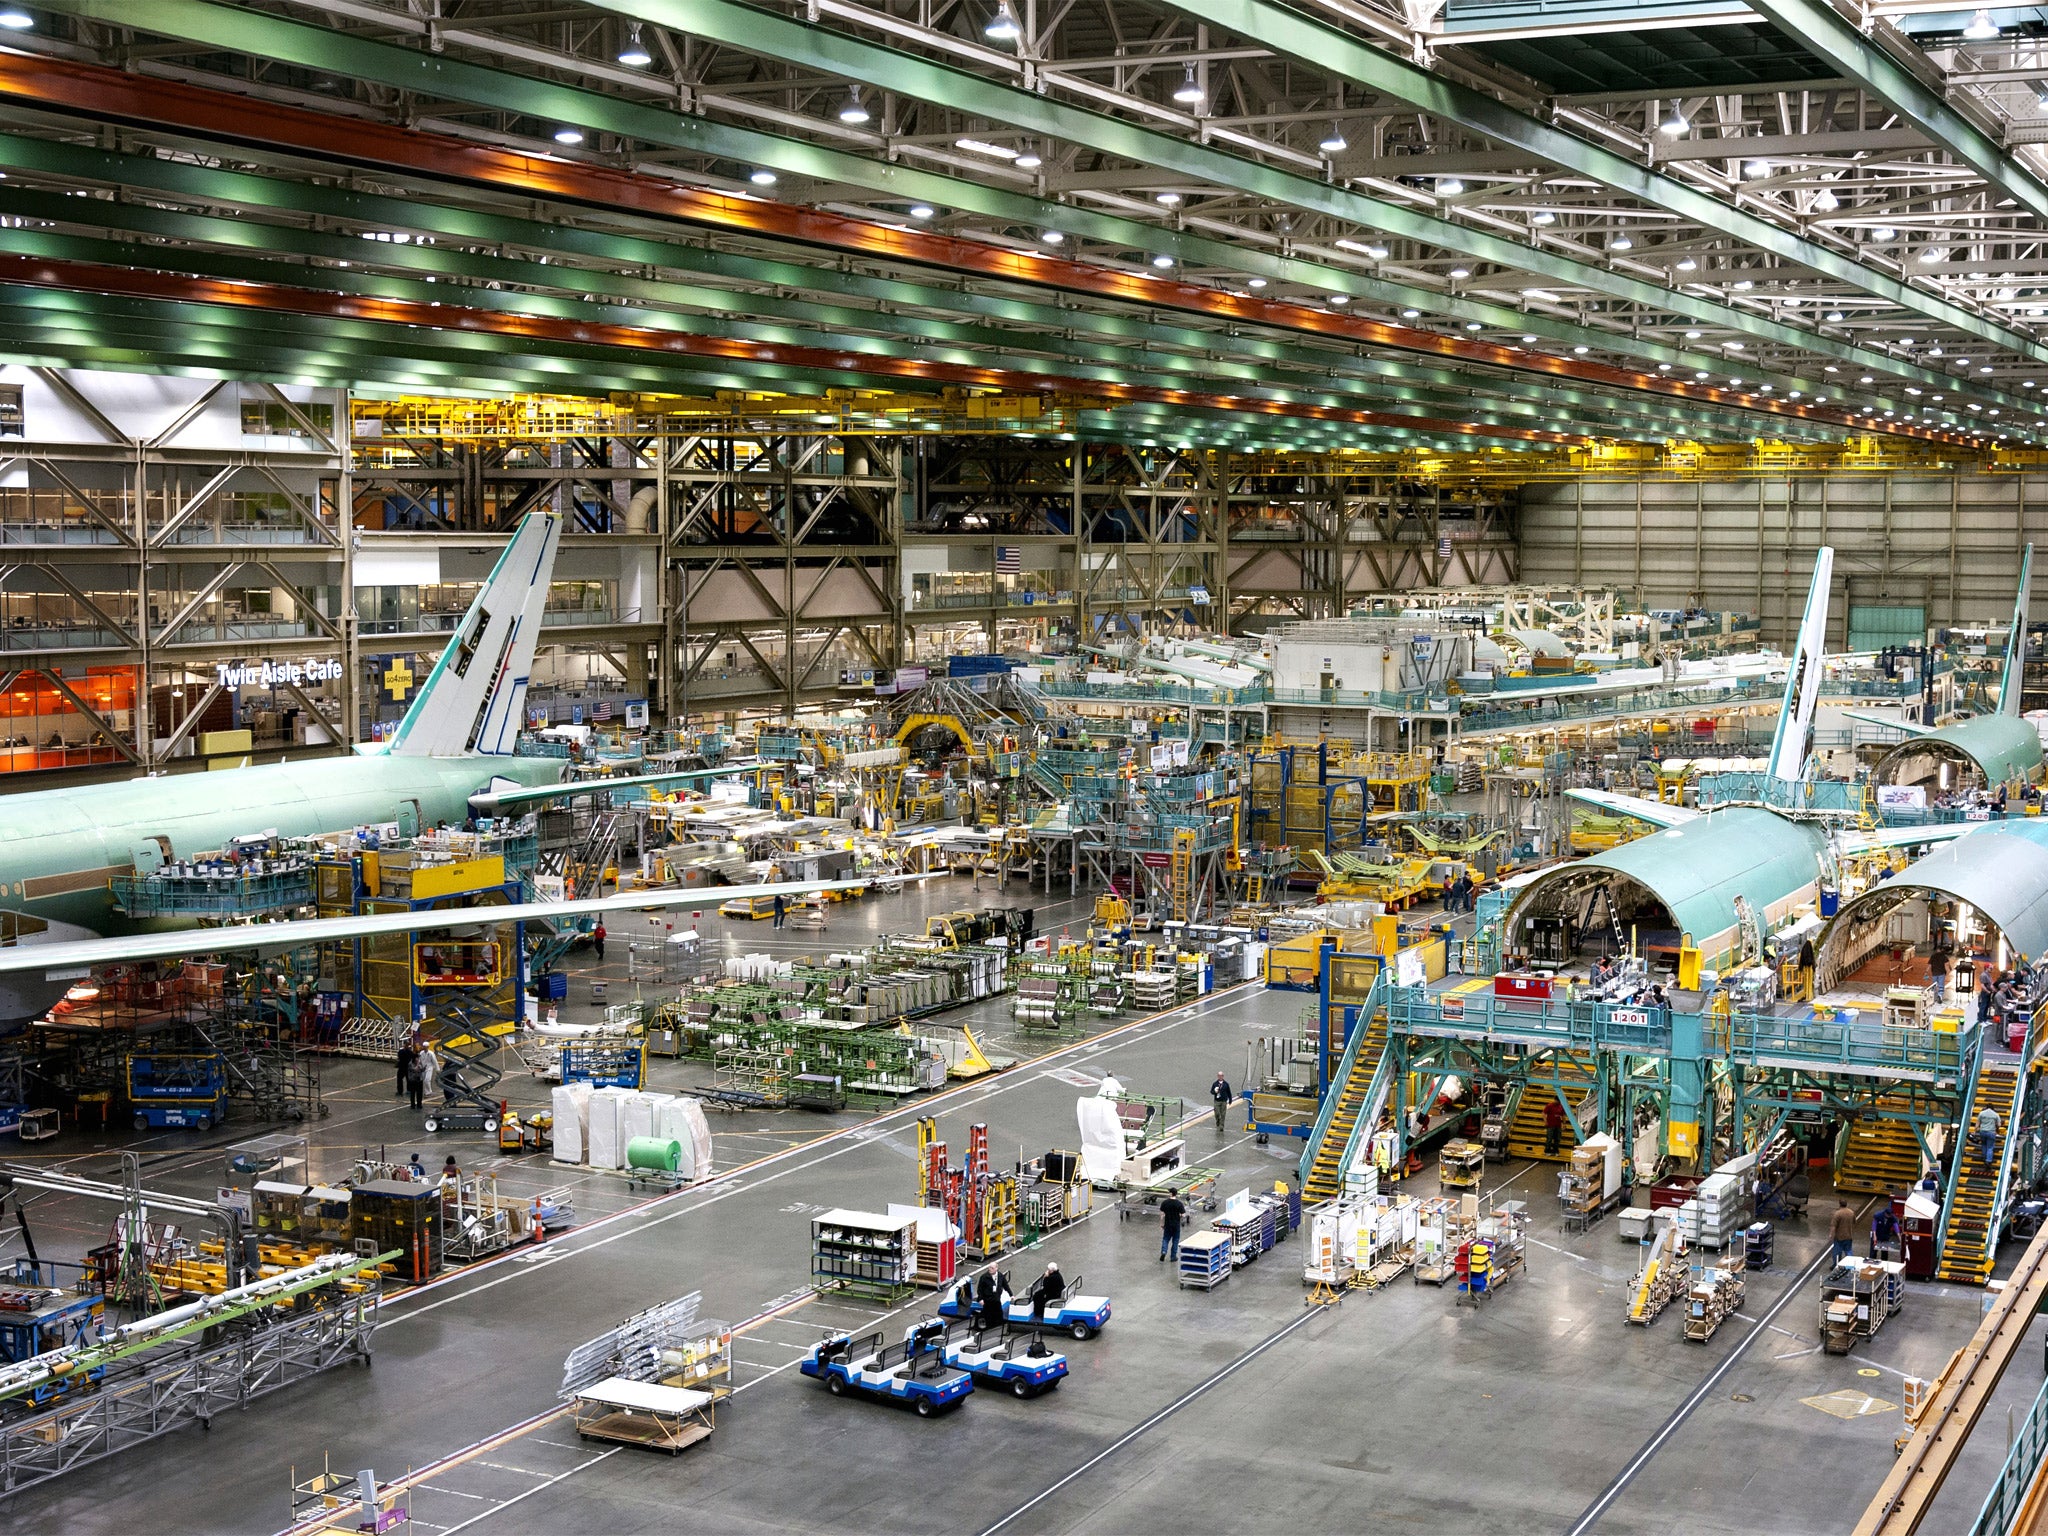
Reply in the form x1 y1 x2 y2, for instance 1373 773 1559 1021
1303 1015 1389 1202
1504 1057 1597 1162
1170 829 1196 923
1833 1101 1926 1195
1937 1066 2020 1285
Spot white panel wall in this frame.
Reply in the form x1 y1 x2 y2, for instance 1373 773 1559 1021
1519 474 2045 644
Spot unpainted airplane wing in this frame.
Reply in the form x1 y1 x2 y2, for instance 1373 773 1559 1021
1563 787 1700 830
1839 710 1933 738
481 761 775 808
0 876 918 979
1835 823 1981 854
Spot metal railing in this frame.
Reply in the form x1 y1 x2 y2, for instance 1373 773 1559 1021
1386 985 1963 1078
1298 972 1383 1187
1971 1372 2048 1536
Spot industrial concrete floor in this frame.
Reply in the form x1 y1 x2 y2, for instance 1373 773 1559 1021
3 877 2040 1535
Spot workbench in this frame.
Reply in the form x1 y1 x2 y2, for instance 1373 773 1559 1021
571 1377 717 1453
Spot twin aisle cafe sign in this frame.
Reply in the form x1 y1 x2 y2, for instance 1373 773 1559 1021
214 656 346 690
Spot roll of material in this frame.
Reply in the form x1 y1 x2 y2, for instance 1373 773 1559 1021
626 1136 682 1172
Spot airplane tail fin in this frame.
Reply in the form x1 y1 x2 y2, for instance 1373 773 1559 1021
2002 543 2034 717
1764 546 1834 785
386 510 562 758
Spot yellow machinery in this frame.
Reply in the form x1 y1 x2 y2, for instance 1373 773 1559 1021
1094 893 1131 939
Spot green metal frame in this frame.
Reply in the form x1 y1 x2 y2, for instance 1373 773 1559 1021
1166 0 2048 375
41 0 1983 427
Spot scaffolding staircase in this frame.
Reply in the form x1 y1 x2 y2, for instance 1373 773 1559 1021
1170 828 1196 924
1504 1059 1597 1162
1833 1101 1927 1195
1937 1062 2024 1285
1300 982 1391 1202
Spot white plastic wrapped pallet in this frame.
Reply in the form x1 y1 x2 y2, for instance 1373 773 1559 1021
587 1086 630 1170
551 1081 593 1164
654 1097 713 1180
619 1090 657 1146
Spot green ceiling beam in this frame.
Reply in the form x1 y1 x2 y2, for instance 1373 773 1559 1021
1166 0 2048 365
0 288 1496 450
42 0 2011 420
1746 0 2048 227
0 187 1766 443
0 135 1835 442
579 0 2040 407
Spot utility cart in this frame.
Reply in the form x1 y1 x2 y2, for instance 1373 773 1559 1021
1820 1258 1904 1354
800 1329 973 1416
571 1378 718 1453
1438 1139 1485 1191
1179 1231 1234 1291
937 1272 1110 1339
903 1319 1067 1398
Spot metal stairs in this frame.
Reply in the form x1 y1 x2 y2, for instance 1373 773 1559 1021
1301 1008 1390 1202
1833 1101 1927 1194
1937 1063 2024 1285
1504 1060 1597 1162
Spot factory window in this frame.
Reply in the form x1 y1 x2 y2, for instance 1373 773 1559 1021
0 385 21 437
240 400 336 439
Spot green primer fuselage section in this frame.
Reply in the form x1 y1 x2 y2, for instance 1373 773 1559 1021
0 753 565 934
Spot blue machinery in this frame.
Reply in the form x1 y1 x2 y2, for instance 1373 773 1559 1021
1285 942 2031 1278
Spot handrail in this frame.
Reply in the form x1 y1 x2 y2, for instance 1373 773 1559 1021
1331 1037 1396 1192
1385 984 1963 1077
1298 971 1382 1188
1855 1222 2048 1535
1970 1374 2048 1536
1935 1025 1990 1271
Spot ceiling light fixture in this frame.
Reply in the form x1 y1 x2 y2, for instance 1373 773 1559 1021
1448 266 1471 279
839 89 870 125
1437 177 1465 197
618 23 653 67
1174 67 1205 107
1872 226 1897 241
1329 295 1350 305
1743 159 1770 179
1320 125 1348 155
1609 234 1633 251
1659 108 1689 136
1964 8 1998 39
1676 257 1698 272
553 127 585 145
955 138 1018 160
1015 142 1042 170
0 9 31 28
1530 211 1556 226
1152 253 1175 269
909 204 935 220
985 0 1021 41
1156 191 1182 207
749 169 777 187
1040 229 1064 244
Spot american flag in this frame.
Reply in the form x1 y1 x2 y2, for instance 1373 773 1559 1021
996 545 1022 574
595 700 613 721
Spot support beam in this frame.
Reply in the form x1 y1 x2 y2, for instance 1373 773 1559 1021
1166 0 2040 361
1746 0 2048 227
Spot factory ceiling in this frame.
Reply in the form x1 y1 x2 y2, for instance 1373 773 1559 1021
3 0 2047 453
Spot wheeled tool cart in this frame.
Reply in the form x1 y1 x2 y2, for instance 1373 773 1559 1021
1819 1258 1904 1354
1178 1230 1233 1290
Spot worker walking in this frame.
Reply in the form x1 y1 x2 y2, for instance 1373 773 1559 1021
1158 1194 1187 1264
1211 1072 1233 1134
1543 1095 1566 1156
772 893 787 929
394 1039 415 1100
1978 1104 2003 1167
592 921 607 963
1830 1200 1857 1266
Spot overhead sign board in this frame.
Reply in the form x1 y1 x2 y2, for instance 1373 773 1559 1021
215 656 345 691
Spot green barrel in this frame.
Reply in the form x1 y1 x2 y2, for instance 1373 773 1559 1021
626 1136 681 1171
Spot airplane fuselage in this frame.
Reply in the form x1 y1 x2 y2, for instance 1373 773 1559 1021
0 751 567 938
